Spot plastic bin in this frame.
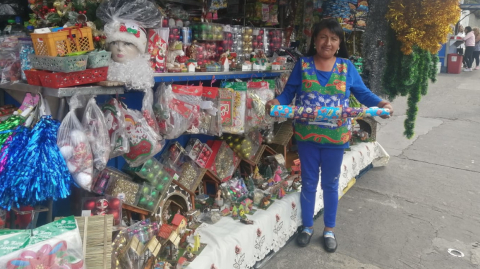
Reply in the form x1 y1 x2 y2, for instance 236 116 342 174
37 66 108 88
30 27 94 57
29 54 88 72
447 53 463 74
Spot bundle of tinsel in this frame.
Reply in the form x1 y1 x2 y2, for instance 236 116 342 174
0 116 73 209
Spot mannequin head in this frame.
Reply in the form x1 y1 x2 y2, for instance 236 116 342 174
108 41 141 63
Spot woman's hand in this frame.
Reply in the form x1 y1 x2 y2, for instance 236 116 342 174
378 101 394 119
265 99 280 116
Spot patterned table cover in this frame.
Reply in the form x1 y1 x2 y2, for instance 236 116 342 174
187 142 390 269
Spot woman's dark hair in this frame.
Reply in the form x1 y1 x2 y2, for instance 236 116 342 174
466 26 473 33
306 19 349 58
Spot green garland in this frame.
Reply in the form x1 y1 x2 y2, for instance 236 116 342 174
383 27 438 139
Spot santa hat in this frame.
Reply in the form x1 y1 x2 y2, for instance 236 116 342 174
105 21 147 53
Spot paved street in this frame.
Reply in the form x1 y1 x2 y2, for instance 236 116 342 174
263 71 480 269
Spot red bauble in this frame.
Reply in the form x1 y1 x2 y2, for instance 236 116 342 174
217 47 224 53
198 54 204 59
259 30 264 35
256 35 262 41
110 210 119 220
109 198 121 209
172 28 179 33
197 46 204 52
96 199 109 210
95 210 107 216
84 200 96 210
94 36 101 42
252 41 258 47
227 33 232 38
175 35 180 40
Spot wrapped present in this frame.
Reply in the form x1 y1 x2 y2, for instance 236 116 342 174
104 169 140 206
270 105 390 121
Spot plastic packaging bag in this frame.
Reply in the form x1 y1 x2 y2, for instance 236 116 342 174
219 82 247 134
123 108 164 167
141 88 161 136
97 0 163 28
83 96 111 171
102 98 130 158
201 86 222 136
154 83 196 139
246 81 275 131
58 95 94 191
0 216 84 269
0 49 21 84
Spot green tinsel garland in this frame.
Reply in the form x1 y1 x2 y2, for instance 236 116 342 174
383 27 438 139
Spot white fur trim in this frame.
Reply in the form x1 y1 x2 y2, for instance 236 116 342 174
105 22 147 53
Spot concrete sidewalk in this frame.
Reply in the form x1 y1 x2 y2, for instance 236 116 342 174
263 71 480 269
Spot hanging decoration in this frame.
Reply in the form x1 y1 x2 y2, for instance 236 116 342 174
386 0 460 55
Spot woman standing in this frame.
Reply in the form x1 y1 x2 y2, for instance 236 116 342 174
472 27 480 70
463 26 475 72
266 19 393 252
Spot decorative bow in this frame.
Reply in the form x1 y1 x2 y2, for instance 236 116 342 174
119 24 141 38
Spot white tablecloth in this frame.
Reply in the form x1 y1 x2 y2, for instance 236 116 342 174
187 142 390 269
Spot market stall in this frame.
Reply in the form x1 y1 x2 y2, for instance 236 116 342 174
0 0 405 268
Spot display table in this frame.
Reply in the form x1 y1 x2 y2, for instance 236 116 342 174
187 142 390 268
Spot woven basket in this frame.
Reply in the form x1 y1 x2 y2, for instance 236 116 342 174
29 54 88 72
87 51 112 68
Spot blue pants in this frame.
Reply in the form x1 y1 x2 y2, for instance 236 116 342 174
297 141 344 228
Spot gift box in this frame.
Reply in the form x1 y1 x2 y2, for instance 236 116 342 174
104 169 140 206
177 160 202 192
158 141 188 177
82 196 122 226
206 140 240 182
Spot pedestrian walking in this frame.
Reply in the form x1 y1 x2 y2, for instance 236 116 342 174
266 19 393 253
473 27 480 70
463 26 475 72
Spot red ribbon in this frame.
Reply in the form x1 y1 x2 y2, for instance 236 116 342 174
58 26 84 42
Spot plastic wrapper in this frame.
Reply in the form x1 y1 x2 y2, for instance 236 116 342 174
270 105 391 121
102 98 130 158
104 167 140 206
246 81 275 132
134 158 173 198
158 141 187 176
97 0 163 28
19 38 35 81
123 108 164 167
0 216 84 268
148 28 169 73
112 219 159 269
220 177 248 203
83 196 123 226
83 97 111 171
219 82 247 134
142 88 161 136
202 86 222 136
0 49 21 84
58 96 94 191
153 83 199 139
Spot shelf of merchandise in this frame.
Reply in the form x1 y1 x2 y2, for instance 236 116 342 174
153 70 288 82
0 82 125 224
0 83 125 98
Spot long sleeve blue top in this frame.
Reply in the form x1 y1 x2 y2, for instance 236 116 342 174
276 57 382 149
277 57 382 107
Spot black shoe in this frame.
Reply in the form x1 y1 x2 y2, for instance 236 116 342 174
323 231 337 253
296 227 314 247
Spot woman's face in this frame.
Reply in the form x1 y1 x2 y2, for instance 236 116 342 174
108 41 140 63
314 28 340 59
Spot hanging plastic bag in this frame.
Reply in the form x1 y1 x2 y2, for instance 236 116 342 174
142 88 161 136
0 49 21 84
58 95 94 191
0 216 84 269
153 83 196 139
102 98 130 158
83 96 111 171
123 108 164 167
202 86 222 136
220 82 247 134
246 80 275 132
170 84 203 134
